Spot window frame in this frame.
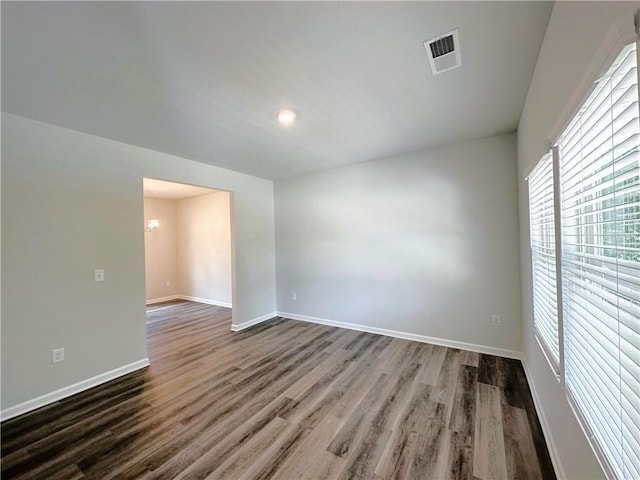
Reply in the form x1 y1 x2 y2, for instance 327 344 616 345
530 36 640 480
527 150 562 376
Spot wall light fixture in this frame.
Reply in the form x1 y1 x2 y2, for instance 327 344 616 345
145 219 160 232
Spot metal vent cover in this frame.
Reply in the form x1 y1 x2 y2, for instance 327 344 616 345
424 29 461 75
429 34 455 58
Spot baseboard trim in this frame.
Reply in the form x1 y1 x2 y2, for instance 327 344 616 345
0 358 150 422
146 295 180 305
178 295 232 309
520 357 567 480
231 311 278 332
146 295 232 308
276 311 522 360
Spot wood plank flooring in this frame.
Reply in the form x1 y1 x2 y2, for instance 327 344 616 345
1 300 556 480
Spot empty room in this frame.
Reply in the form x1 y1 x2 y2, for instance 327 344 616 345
1 2 638 480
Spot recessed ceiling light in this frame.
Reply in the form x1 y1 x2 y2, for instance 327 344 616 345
275 109 296 125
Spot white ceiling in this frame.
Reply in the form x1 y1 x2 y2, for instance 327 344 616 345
2 2 552 180
143 178 221 200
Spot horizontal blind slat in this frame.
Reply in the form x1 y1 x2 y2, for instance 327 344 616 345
558 42 640 480
528 152 560 368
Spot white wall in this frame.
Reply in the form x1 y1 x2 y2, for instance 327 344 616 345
1 112 276 410
177 192 232 305
275 133 522 354
144 197 179 301
143 192 232 305
517 3 638 479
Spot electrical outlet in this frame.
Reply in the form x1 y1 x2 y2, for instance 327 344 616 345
52 348 65 363
491 314 501 327
291 292 297 301
166 280 171 288
94 269 104 282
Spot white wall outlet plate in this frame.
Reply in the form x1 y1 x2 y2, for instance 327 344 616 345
491 314 501 327
52 348 65 363
94 269 105 282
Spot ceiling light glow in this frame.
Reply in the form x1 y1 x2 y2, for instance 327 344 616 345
275 109 296 124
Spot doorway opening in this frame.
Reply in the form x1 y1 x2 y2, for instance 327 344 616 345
142 178 234 335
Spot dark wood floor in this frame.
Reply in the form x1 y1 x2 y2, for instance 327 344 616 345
1 300 556 480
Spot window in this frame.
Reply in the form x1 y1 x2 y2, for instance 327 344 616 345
528 152 560 369
558 42 639 480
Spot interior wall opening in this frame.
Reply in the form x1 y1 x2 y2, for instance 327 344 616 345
142 177 234 333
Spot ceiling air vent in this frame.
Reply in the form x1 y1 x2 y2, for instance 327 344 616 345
424 29 461 75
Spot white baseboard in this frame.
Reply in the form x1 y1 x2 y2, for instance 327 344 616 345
0 358 150 422
231 311 278 331
146 295 232 308
178 295 232 309
520 358 567 480
276 311 523 360
146 295 180 305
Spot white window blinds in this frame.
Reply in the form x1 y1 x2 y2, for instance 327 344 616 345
558 42 640 480
529 153 560 368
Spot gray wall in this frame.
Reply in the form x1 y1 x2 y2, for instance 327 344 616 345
275 133 522 353
1 113 276 409
517 2 639 479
